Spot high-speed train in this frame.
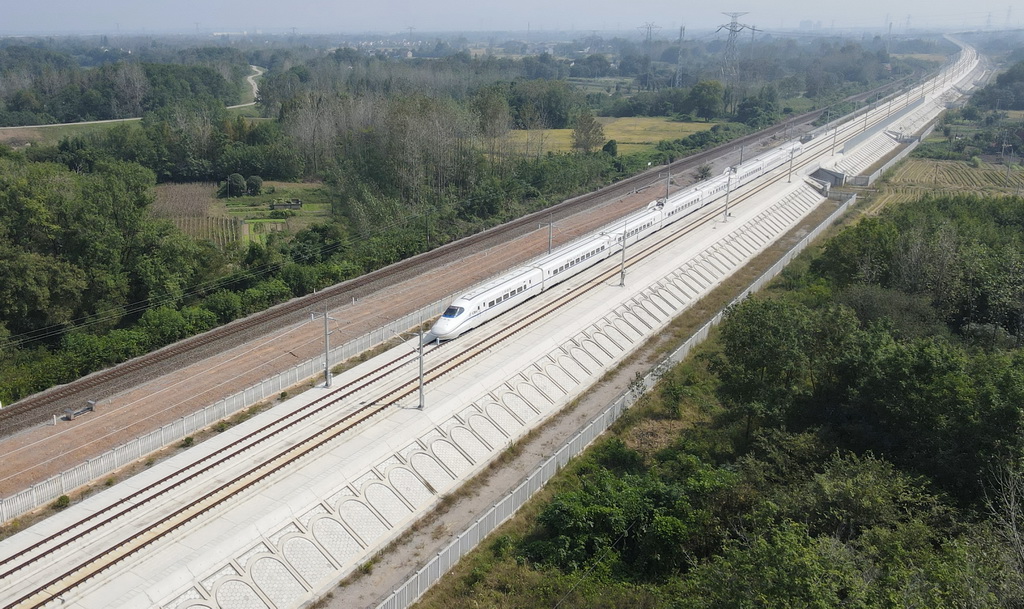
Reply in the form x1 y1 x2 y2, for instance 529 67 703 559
430 140 803 340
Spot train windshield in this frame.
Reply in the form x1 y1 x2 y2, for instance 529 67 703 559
442 306 464 318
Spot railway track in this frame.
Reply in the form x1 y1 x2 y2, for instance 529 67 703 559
0 72 957 604
2 58 929 438
0 74 918 437
0 155 764 609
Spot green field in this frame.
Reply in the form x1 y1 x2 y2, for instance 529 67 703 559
510 116 715 155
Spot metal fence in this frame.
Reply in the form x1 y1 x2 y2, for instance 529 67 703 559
374 192 859 609
0 299 451 523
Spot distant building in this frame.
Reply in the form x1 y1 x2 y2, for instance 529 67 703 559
270 199 302 210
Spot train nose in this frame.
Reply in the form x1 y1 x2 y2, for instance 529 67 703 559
430 317 459 340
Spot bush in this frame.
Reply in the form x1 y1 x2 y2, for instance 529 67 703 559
221 173 247 197
52 495 71 510
246 175 263 196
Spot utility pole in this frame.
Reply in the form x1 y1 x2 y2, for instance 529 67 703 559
637 22 660 89
665 165 672 201
540 213 554 254
311 304 336 387
723 167 736 222
417 328 425 409
619 216 628 287
788 148 796 183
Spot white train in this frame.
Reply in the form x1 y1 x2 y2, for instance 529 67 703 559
430 140 803 340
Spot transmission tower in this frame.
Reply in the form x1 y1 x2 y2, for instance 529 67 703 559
638 21 660 46
717 12 752 77
674 25 686 88
637 22 661 90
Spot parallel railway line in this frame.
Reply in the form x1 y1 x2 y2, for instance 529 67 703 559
0 79 941 605
0 76 917 436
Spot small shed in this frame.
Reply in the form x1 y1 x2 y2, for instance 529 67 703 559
270 198 303 210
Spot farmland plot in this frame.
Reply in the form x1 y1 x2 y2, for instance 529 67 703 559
867 157 1024 214
152 181 330 248
887 158 1024 194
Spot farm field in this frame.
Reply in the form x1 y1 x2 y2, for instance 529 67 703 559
152 181 332 247
566 76 635 94
891 53 946 64
868 157 1024 209
509 116 715 155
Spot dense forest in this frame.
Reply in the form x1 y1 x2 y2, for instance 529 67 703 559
0 45 249 125
416 194 1024 608
0 33 945 404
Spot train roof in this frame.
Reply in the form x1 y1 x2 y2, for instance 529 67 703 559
458 265 539 301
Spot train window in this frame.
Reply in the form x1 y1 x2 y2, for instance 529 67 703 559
442 306 464 318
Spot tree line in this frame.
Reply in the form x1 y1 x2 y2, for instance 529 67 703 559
0 34 954 406
0 44 248 126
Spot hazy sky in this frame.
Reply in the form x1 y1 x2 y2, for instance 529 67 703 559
3 0 1020 36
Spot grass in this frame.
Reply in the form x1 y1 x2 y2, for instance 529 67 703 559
509 116 714 156
0 112 267 148
566 77 635 95
891 53 946 64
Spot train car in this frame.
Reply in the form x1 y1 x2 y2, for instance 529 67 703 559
533 231 616 290
431 231 618 340
431 266 544 340
699 172 731 201
431 139 805 340
663 186 703 221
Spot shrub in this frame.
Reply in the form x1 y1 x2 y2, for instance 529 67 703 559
222 173 246 197
52 495 71 510
246 175 263 196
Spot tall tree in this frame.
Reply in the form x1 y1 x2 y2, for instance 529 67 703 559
686 80 724 121
571 108 605 154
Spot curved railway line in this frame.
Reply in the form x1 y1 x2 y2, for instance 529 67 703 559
0 69 964 605
0 76 913 436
